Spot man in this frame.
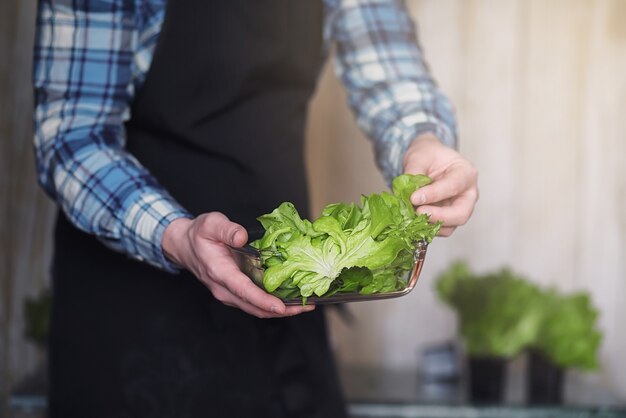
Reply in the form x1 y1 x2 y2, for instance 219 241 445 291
33 0 478 417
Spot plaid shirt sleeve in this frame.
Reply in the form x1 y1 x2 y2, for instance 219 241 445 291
33 0 453 272
325 0 458 185
33 0 190 272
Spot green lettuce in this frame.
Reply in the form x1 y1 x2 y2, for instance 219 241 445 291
532 291 602 370
251 174 441 300
436 262 603 367
436 263 545 357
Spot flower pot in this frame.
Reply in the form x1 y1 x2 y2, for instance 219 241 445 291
526 350 564 404
467 356 507 403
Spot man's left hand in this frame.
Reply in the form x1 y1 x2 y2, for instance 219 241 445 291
403 133 479 237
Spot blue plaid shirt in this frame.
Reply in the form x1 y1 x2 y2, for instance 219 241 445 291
33 0 457 272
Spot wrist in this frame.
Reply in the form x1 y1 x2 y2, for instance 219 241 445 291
162 217 193 266
403 133 443 172
411 132 442 148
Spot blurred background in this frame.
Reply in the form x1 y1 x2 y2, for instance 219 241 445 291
1 0 625 412
310 0 626 402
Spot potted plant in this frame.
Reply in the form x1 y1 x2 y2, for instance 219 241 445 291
436 262 544 403
527 291 602 404
24 289 52 350
12 289 52 400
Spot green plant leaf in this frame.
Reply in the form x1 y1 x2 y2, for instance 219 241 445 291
435 265 544 357
533 291 602 370
253 174 439 299
392 174 432 218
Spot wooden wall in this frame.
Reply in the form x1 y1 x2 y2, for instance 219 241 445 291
2 0 625 402
0 0 54 399
308 0 626 399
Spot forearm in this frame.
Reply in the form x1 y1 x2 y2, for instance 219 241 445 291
326 0 457 183
33 0 191 271
33 118 191 270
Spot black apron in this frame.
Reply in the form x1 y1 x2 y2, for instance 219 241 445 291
48 1 347 417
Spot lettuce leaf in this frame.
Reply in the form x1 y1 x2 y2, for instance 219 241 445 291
533 291 602 370
251 174 440 299
436 263 546 357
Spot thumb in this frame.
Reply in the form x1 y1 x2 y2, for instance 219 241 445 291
199 212 248 247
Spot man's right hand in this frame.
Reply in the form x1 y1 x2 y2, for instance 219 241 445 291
162 212 314 318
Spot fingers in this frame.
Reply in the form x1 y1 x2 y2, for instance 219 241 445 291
416 192 477 228
408 161 478 237
214 283 315 318
197 212 248 247
234 298 315 318
214 262 284 312
438 226 457 237
183 212 315 319
213 277 316 318
410 162 477 207
204 247 315 318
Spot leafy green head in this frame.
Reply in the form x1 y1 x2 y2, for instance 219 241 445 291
435 264 544 358
252 174 440 299
435 260 473 304
24 289 52 348
533 291 602 370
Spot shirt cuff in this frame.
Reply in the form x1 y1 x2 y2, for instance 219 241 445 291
149 209 193 273
118 190 193 273
380 119 457 185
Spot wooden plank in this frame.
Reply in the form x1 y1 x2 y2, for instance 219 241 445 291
317 1 626 399
574 0 626 399
0 0 51 398
0 0 20 399
510 0 590 289
320 0 528 370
